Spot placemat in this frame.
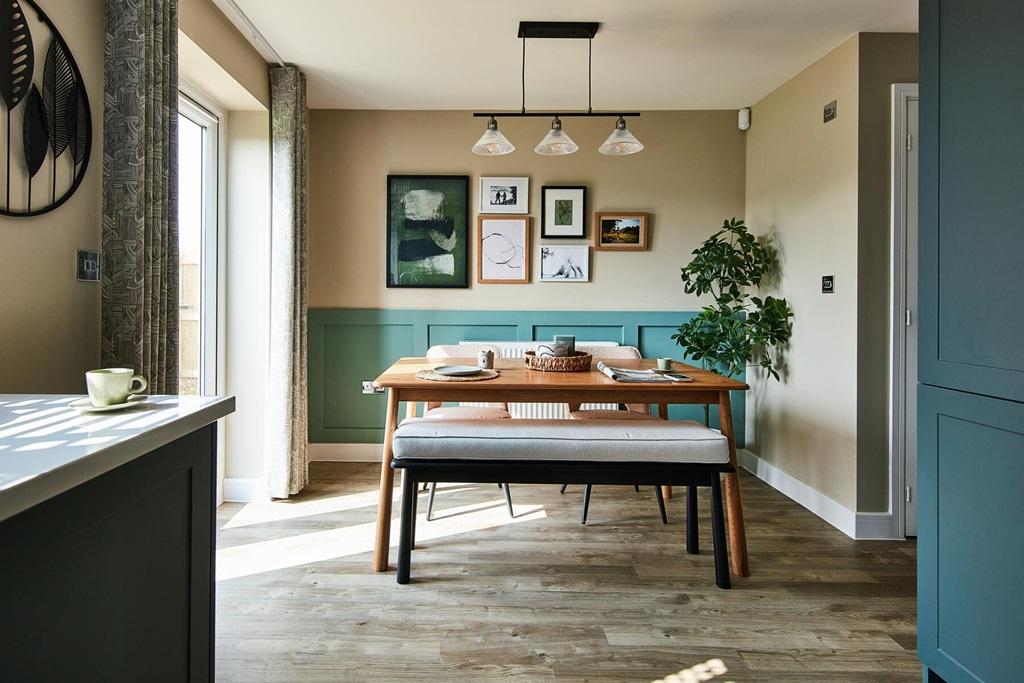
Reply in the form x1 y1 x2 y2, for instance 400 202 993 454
415 369 500 382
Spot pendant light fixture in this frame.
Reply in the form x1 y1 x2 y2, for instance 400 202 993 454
472 116 515 155
599 116 644 156
534 116 579 155
471 21 643 157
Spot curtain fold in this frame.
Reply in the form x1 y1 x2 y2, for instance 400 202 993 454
265 65 310 498
101 0 179 393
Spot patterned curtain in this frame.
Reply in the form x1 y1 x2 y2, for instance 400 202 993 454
265 65 310 498
101 0 179 393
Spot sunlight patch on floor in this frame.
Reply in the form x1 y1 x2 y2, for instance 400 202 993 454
652 658 731 683
217 498 547 581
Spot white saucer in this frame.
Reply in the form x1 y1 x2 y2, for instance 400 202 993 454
69 395 148 413
433 365 483 377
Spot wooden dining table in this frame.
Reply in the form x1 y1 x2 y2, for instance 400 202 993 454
371 357 750 577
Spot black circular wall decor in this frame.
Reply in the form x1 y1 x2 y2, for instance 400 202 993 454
0 0 91 217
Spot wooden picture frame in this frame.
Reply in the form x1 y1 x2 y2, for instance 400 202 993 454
386 175 470 288
477 216 531 284
594 211 649 251
541 185 586 238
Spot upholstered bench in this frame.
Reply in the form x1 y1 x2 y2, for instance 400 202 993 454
390 419 734 588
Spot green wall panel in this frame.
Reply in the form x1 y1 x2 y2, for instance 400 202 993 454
308 309 744 445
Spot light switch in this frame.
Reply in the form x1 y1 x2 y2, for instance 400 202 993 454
822 275 835 293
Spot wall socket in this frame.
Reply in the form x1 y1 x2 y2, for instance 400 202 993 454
361 380 385 395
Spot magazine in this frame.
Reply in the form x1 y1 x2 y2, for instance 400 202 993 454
596 361 693 383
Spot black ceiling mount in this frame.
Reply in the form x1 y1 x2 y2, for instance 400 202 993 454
518 21 600 40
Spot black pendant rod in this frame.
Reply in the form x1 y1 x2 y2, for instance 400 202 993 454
473 112 640 118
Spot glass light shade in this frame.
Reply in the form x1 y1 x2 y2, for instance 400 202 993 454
599 117 644 156
471 117 515 155
534 117 578 156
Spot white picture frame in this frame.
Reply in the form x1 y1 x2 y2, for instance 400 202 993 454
479 176 529 214
539 245 590 282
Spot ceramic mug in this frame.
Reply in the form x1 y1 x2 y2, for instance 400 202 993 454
657 357 674 371
535 343 569 358
477 350 494 369
553 335 576 355
86 368 148 407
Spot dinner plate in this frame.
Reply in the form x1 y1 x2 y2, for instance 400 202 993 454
433 365 483 377
69 395 148 413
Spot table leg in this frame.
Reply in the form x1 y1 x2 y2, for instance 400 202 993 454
372 388 401 572
718 390 749 577
405 401 418 420
658 403 672 500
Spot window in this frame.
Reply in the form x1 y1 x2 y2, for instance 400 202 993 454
178 95 220 395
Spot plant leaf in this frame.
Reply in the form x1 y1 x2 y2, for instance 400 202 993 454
42 35 77 159
23 85 47 177
0 0 33 110
71 85 88 164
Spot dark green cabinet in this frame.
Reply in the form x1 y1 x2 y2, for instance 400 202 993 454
919 1 1024 681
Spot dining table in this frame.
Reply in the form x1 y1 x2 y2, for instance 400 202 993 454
371 356 750 578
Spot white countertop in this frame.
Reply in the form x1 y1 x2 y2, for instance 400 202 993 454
0 394 235 523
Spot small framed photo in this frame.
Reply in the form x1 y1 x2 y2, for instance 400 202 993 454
541 186 586 238
480 176 529 214
478 216 531 284
594 211 649 251
540 245 589 282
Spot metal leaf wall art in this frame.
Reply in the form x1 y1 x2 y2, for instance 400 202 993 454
0 0 91 217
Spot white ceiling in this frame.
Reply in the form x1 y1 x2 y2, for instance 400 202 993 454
232 0 917 110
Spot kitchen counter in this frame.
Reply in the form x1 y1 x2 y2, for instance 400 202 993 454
0 394 235 522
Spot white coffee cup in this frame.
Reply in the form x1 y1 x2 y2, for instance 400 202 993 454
86 368 148 407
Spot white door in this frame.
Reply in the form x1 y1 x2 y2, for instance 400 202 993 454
904 96 919 536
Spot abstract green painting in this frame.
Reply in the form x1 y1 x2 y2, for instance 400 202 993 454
386 175 469 288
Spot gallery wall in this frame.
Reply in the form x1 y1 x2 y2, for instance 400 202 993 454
0 0 104 393
308 110 746 311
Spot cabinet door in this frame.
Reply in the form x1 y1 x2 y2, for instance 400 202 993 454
919 0 1024 403
918 385 1024 682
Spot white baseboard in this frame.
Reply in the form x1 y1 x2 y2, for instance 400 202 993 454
738 449 857 538
222 477 268 503
854 511 900 540
309 443 383 462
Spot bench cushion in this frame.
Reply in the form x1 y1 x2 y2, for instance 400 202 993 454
392 419 730 465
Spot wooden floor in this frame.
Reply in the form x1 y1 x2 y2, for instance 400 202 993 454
216 463 919 682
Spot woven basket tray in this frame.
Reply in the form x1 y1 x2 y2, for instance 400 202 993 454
524 351 593 372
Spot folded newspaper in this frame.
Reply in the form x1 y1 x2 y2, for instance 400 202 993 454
596 361 693 383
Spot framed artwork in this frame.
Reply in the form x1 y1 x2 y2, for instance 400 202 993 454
594 211 649 250
539 245 590 282
542 186 586 238
477 216 531 284
479 176 529 214
386 175 469 288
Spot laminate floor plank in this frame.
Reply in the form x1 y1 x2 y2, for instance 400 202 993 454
216 463 918 682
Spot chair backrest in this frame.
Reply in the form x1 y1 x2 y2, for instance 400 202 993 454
578 345 641 360
426 343 502 361
571 345 648 414
424 344 506 411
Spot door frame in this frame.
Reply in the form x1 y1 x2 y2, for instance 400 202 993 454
889 82 919 539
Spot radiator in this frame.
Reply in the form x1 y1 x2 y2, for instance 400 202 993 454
460 340 619 418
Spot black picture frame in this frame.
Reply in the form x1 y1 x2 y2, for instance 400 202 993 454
386 174 470 288
541 185 587 239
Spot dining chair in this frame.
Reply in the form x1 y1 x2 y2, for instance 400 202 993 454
420 344 513 519
561 344 671 525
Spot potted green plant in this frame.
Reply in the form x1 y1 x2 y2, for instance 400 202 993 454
672 218 793 420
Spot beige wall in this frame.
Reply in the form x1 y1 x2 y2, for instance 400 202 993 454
180 0 270 108
856 33 918 512
745 36 861 510
746 33 918 514
308 110 746 311
0 0 104 393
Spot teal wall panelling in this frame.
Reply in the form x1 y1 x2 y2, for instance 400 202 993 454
308 308 745 446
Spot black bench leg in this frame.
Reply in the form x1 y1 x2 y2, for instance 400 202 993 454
397 472 416 584
581 484 592 524
655 485 668 524
709 475 731 589
686 484 700 554
426 481 437 521
559 484 568 494
502 483 514 517
410 477 418 549
634 484 640 492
